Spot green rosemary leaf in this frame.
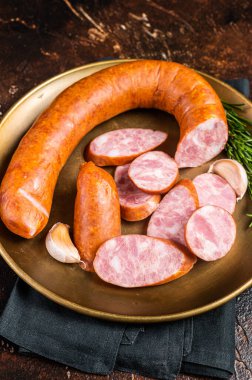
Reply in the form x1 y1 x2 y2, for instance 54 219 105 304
247 214 252 228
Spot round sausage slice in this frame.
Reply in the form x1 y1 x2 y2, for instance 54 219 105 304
86 128 168 166
193 173 236 214
128 151 179 194
147 179 199 245
185 205 236 261
93 235 197 288
114 164 161 221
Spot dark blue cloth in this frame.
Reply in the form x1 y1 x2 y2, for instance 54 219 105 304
225 79 250 98
0 78 249 380
0 280 235 379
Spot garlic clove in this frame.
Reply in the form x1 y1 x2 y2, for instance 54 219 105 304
45 222 81 263
208 159 248 201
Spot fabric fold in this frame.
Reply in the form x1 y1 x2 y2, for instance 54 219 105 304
115 321 185 380
181 300 236 378
0 280 125 374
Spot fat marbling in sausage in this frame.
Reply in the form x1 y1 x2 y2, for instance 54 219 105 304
93 234 197 288
114 164 161 221
147 179 199 245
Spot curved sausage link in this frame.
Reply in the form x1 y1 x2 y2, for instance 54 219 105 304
0 60 227 238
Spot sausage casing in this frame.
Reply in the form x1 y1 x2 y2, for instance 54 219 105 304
73 162 121 272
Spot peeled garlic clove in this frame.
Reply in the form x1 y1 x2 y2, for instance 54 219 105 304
45 222 81 263
208 159 248 201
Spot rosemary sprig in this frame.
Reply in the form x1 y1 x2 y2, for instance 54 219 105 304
247 214 252 228
222 101 252 227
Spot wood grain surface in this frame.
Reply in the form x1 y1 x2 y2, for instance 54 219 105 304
0 1 251 379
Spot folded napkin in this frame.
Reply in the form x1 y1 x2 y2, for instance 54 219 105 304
0 280 235 379
0 78 249 380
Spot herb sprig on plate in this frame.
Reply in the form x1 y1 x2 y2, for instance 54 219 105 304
222 101 252 227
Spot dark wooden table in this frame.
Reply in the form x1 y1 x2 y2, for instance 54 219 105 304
0 1 251 379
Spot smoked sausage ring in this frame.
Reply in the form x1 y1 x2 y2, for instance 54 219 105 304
0 60 228 238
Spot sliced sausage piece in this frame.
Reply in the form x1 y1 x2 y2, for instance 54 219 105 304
185 205 236 261
174 105 227 168
86 128 168 166
128 151 179 194
147 179 199 245
93 234 197 288
114 164 161 221
73 162 121 272
193 173 236 214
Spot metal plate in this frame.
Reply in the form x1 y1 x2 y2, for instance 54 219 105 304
0 59 251 322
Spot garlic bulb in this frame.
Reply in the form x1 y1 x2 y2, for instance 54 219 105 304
45 222 81 263
208 159 248 201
